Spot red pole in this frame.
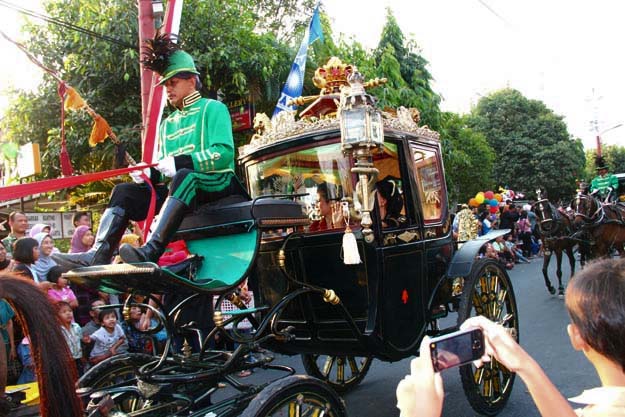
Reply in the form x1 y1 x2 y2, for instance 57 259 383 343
138 0 155 138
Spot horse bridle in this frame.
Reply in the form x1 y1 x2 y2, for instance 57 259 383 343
572 194 605 227
533 199 565 237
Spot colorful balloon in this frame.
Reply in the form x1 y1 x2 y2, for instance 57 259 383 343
484 191 494 200
489 205 499 214
494 193 502 202
475 192 485 204
489 199 498 207
468 198 478 207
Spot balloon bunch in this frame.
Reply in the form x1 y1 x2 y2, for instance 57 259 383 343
468 191 503 214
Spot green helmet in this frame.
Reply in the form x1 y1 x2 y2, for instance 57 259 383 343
157 50 200 86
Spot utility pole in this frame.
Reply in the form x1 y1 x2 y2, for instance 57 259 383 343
138 0 157 128
589 88 602 156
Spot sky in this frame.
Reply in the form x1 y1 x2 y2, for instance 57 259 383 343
1 0 624 151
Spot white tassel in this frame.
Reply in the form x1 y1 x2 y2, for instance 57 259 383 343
342 226 362 265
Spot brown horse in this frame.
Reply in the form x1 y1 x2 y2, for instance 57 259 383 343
532 199 588 297
570 194 625 258
0 274 82 417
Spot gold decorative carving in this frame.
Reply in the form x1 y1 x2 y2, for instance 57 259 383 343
238 57 439 158
397 230 420 243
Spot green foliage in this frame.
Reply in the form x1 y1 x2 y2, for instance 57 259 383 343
439 112 495 204
468 89 585 201
372 9 441 130
584 145 625 177
1 0 303 197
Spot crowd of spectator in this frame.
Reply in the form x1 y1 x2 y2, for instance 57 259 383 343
0 211 162 384
452 201 543 270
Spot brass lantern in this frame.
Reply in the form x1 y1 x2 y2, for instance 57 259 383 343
339 72 384 150
339 70 383 242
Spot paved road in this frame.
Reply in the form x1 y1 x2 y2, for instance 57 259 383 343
273 256 597 416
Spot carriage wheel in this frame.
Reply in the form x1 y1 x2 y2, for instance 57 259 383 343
78 353 188 415
240 375 347 417
457 258 519 416
301 353 373 393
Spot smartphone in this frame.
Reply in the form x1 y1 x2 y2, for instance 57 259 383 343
429 328 485 372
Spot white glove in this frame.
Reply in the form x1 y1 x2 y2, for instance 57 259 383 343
129 163 151 184
156 156 176 178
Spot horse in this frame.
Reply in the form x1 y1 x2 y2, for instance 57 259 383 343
0 274 82 417
570 194 625 258
531 198 588 297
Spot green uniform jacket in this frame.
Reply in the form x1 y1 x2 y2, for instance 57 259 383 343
590 173 618 197
159 94 234 173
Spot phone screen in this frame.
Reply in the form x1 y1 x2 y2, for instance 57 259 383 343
430 328 484 372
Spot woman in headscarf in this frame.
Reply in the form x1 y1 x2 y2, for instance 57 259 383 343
28 223 51 238
32 232 57 282
70 225 94 254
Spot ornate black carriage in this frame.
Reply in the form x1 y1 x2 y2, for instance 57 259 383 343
67 58 519 417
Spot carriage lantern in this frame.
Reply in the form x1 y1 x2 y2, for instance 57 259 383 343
339 70 383 242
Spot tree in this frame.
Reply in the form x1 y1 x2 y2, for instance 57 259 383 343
439 112 495 205
584 145 625 178
1 0 306 190
468 89 585 201
372 9 441 130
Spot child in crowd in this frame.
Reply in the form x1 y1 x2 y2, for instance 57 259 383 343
82 299 106 337
57 301 84 376
505 234 530 263
122 305 166 354
83 308 128 365
47 266 78 309
397 257 625 417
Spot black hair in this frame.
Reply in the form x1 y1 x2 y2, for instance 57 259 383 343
317 182 341 202
98 308 117 322
12 237 38 264
175 72 203 91
72 211 89 227
376 176 404 219
47 265 64 284
55 301 72 313
566 258 625 372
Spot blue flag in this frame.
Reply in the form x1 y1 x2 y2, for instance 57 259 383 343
272 4 324 118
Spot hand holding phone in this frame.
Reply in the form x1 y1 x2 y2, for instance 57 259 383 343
429 328 485 372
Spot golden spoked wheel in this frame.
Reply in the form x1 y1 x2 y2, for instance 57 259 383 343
457 258 519 416
301 354 373 393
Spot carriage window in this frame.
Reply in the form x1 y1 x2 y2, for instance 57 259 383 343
373 142 406 228
413 146 445 222
246 141 358 232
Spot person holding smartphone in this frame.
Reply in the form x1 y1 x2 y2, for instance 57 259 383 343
397 257 625 417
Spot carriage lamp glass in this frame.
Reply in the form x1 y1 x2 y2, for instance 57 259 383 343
339 102 384 148
339 72 384 151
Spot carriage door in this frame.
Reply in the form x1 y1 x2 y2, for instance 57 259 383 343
376 141 426 351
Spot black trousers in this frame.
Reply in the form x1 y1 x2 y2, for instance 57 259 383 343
108 169 237 221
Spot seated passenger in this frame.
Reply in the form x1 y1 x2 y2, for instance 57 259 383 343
310 182 344 232
376 176 405 228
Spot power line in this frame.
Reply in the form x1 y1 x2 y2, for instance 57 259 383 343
0 0 136 49
475 0 514 29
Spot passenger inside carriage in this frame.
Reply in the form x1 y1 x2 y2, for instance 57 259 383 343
375 175 406 228
310 182 345 231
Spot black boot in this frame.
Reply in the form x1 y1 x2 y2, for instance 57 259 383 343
53 206 128 269
119 197 188 264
